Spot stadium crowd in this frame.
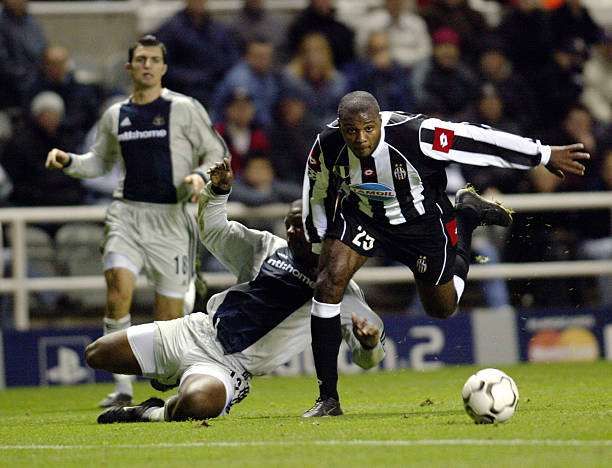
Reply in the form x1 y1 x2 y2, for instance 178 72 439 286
0 0 610 313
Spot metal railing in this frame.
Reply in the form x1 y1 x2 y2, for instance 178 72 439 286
1 192 612 330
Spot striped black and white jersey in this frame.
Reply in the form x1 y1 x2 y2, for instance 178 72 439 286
303 111 552 244
64 88 228 204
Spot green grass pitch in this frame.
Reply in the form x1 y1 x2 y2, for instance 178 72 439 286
1 362 610 467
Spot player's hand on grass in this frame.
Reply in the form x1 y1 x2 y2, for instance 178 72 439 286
207 158 233 193
184 173 206 202
352 313 380 350
546 143 590 179
45 148 70 169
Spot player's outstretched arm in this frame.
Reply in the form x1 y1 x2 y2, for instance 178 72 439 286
45 148 71 170
198 158 279 282
545 143 590 178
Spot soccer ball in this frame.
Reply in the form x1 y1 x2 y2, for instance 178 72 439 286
461 368 519 424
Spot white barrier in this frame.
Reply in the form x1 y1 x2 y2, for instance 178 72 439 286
1 192 612 330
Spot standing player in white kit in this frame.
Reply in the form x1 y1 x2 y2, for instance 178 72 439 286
45 35 228 407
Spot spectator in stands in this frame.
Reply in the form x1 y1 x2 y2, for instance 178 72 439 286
504 164 578 307
154 0 240 107
229 0 286 52
214 88 270 177
578 147 612 306
281 32 348 126
549 0 603 48
497 0 553 87
230 153 302 209
581 30 612 124
411 27 479 119
534 38 589 132
286 0 355 68
27 46 103 152
0 0 47 111
268 89 319 185
1 91 84 211
461 84 524 194
212 37 279 129
354 0 432 70
477 38 537 131
0 161 11 206
420 0 488 66
345 31 416 112
545 104 606 191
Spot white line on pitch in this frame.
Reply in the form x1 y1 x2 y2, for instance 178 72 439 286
1 439 611 450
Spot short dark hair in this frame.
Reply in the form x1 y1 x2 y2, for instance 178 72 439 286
128 35 167 63
338 91 380 120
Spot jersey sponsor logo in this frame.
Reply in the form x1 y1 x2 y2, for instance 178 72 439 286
266 257 316 288
117 129 168 142
416 255 428 274
393 164 407 180
349 182 396 202
120 117 132 127
432 127 455 153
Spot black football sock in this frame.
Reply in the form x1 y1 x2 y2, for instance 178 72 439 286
311 314 342 401
454 207 480 282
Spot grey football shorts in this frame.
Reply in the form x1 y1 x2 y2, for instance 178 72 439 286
102 199 198 297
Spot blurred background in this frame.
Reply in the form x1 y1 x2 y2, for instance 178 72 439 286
0 0 610 386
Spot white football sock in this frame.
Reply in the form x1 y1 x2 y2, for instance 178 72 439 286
453 275 465 304
142 406 165 422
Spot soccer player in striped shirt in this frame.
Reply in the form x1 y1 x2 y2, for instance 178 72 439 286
302 91 590 417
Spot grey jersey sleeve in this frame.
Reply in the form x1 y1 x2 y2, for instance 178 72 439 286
340 281 386 369
64 104 120 179
197 183 284 282
186 98 229 180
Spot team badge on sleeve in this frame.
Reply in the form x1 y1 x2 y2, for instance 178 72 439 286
432 127 455 153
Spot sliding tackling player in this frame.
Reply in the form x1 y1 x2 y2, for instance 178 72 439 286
87 159 385 422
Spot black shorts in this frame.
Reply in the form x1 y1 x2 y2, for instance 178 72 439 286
326 204 458 285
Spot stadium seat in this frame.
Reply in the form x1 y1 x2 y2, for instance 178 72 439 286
55 223 106 308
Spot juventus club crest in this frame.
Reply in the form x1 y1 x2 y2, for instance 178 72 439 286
393 164 407 180
416 255 428 273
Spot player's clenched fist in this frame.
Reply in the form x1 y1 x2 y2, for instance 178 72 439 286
45 148 71 170
207 157 233 192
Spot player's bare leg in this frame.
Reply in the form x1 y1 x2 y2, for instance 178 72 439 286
154 293 184 321
304 239 368 417
415 280 458 319
100 267 137 407
165 374 226 421
85 330 142 375
97 374 227 424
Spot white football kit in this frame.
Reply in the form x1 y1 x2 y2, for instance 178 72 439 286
126 183 386 414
